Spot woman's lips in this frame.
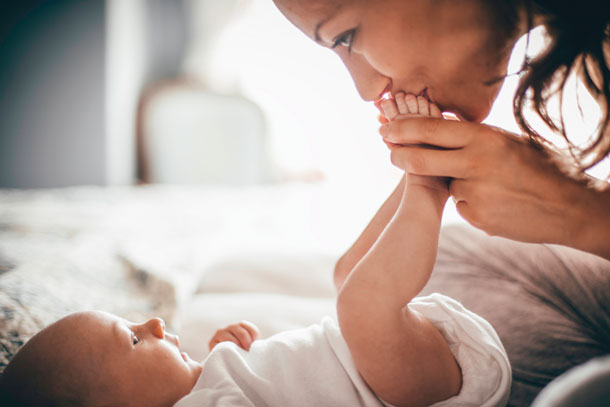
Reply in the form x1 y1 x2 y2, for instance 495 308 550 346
420 88 457 118
418 88 433 103
374 86 465 121
378 83 392 100
375 88 432 103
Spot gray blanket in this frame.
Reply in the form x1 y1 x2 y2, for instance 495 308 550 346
422 224 610 407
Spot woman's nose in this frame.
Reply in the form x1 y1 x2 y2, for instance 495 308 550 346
146 317 165 339
341 52 391 101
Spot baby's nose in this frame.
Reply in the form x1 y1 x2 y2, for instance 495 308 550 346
148 317 165 339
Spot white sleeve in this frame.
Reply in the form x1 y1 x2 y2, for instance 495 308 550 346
408 293 512 407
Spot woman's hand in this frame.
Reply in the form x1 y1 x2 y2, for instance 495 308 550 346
209 321 261 351
380 118 610 258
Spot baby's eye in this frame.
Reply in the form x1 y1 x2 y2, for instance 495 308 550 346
132 333 140 345
332 29 356 52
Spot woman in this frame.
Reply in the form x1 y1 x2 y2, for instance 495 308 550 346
272 0 610 405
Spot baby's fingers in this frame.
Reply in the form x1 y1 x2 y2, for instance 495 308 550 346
209 329 241 351
229 324 257 351
238 321 261 342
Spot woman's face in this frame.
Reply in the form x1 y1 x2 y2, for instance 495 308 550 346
273 0 520 122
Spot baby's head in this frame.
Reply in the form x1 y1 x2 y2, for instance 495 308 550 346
0 311 202 407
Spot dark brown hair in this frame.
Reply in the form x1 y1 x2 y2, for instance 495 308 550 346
507 0 610 172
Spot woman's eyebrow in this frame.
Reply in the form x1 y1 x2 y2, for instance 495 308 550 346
314 7 342 44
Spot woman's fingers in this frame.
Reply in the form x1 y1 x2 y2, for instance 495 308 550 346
378 114 389 124
380 118 480 149
381 117 610 254
448 178 470 202
449 180 486 228
454 200 481 229
389 145 471 178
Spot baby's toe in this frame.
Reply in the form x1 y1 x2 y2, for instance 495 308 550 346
417 95 430 116
395 92 409 115
404 94 419 114
380 98 399 121
430 102 443 118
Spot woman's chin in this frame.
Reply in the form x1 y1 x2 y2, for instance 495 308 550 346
449 105 492 123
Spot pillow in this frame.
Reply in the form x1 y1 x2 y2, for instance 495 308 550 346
196 252 337 297
531 355 610 406
421 224 610 407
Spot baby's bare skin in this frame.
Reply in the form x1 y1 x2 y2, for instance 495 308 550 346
380 92 443 121
0 311 203 407
333 91 461 406
379 93 449 193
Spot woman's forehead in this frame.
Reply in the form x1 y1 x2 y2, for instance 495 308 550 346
275 0 343 13
273 0 346 37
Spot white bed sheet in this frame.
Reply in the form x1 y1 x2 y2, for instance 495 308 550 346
0 182 369 368
0 182 464 371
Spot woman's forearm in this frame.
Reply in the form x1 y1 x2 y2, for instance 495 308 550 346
571 182 610 261
334 175 406 290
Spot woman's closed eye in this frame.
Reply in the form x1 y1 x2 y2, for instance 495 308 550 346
332 29 357 53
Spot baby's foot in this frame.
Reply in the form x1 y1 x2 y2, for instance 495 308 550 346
378 92 442 122
378 93 449 195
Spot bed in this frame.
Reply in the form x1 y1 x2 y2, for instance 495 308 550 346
1 183 608 406
0 183 362 370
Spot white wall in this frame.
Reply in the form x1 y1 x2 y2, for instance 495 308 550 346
105 0 147 186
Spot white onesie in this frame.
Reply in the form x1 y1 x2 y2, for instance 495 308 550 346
174 293 511 407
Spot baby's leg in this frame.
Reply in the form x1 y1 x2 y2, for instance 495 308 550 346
334 94 443 291
380 93 448 191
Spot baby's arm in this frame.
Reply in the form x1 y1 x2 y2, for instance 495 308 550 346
209 321 260 351
337 95 461 407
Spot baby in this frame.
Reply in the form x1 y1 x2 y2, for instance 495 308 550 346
0 96 511 407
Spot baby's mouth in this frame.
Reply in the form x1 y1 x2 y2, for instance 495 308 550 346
172 334 191 362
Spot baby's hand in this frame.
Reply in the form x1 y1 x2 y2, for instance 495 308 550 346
209 321 261 351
